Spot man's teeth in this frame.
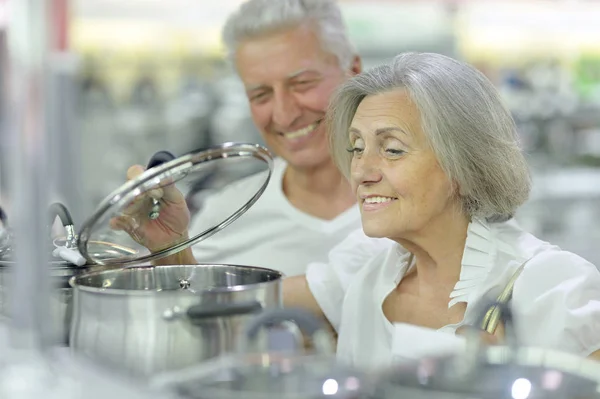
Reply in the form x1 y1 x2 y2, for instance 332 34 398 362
283 123 317 139
364 196 395 204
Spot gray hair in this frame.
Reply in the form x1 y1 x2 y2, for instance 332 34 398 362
328 52 531 222
222 0 355 69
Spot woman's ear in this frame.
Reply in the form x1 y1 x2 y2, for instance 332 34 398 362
451 179 462 195
348 55 362 76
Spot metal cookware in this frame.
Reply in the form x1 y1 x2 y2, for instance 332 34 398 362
0 149 177 344
0 202 109 344
70 264 282 378
69 142 279 377
373 301 600 398
372 345 600 398
151 308 376 399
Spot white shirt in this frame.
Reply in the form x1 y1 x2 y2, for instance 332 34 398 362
189 157 361 276
306 218 600 370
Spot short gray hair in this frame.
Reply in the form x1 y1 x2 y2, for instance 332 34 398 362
222 0 355 69
328 52 531 222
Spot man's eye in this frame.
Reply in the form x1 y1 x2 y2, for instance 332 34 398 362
251 93 267 100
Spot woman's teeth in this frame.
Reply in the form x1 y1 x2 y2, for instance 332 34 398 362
283 123 317 139
364 196 395 204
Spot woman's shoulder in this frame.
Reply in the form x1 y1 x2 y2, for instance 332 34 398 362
489 218 597 275
489 220 600 355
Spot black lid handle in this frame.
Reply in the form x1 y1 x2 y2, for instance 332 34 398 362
147 150 176 169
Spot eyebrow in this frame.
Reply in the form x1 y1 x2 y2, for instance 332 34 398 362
288 68 312 79
349 126 409 136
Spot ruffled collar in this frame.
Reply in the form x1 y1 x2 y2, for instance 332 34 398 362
448 218 494 308
391 218 495 309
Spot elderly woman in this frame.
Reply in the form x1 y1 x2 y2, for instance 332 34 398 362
284 52 600 368
117 52 600 370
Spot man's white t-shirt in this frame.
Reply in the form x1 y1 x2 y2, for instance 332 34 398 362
306 218 600 370
188 157 361 276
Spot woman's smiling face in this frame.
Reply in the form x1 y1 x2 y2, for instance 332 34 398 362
348 89 459 240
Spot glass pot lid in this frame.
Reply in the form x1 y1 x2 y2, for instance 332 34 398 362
77 142 273 266
373 346 600 399
151 353 375 399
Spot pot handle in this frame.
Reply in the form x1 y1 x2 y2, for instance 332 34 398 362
186 300 263 322
0 206 10 253
49 202 77 248
0 205 7 226
49 202 74 227
242 307 336 355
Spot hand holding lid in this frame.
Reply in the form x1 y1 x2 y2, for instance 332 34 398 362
108 151 191 254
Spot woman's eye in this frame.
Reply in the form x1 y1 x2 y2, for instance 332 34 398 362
385 148 405 156
347 138 365 155
347 147 364 155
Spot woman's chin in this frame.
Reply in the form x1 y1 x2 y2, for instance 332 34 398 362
361 225 390 239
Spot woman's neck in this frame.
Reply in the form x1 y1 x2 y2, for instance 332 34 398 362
397 210 471 284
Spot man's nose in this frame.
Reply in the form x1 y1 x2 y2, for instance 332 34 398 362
272 89 301 130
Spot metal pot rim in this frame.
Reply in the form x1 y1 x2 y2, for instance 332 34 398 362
68 263 284 296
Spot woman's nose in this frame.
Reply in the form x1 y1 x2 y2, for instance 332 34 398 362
351 152 382 185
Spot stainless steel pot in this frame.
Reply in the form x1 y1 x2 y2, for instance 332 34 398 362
70 264 283 377
0 259 80 344
0 202 96 344
67 143 277 377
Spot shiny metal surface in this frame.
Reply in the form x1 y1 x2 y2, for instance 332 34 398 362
0 262 82 345
2 0 53 350
0 242 133 345
69 264 283 377
151 308 354 399
152 353 374 399
373 346 600 399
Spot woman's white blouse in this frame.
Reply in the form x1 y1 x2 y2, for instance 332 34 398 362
305 219 600 369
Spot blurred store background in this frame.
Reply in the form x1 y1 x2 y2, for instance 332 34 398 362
1 0 599 265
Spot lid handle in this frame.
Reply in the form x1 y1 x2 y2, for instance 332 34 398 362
145 151 176 220
147 150 176 169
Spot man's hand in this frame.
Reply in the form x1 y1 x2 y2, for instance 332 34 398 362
109 165 191 253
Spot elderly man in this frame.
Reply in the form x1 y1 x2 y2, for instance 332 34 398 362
122 0 376 276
